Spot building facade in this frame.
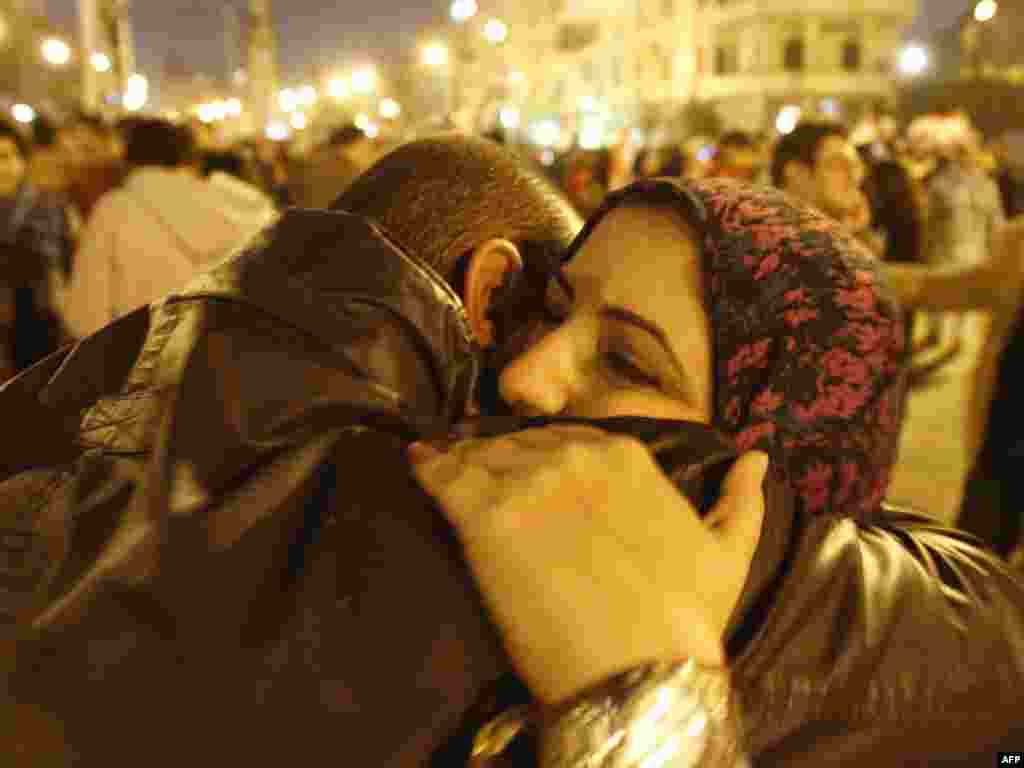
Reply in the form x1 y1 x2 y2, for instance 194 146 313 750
485 0 915 143
697 0 917 131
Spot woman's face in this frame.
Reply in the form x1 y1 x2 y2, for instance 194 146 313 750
499 206 712 424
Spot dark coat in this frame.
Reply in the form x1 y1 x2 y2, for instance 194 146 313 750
0 209 1022 766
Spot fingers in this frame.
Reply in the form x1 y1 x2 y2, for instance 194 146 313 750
706 451 769 561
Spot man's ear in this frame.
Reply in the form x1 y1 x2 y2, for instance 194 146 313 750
463 238 524 347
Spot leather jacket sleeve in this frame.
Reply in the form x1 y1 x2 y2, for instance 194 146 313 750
734 505 1024 765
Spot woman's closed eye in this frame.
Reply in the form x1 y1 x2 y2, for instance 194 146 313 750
601 340 663 389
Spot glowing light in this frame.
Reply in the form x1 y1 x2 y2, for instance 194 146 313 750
123 74 148 112
265 121 291 141
508 71 525 85
278 88 298 112
450 0 478 23
41 37 71 66
975 0 997 22
11 103 35 124
529 119 561 148
577 95 599 112
90 52 112 72
820 98 839 116
197 103 217 123
298 84 317 107
483 19 508 44
422 43 449 68
351 67 376 94
328 77 349 100
290 112 307 130
897 44 929 76
364 122 380 138
775 105 801 135
354 113 371 131
499 106 520 129
379 98 401 119
578 116 604 149
226 98 242 116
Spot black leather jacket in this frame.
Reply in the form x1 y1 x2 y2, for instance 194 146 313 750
1 209 1022 766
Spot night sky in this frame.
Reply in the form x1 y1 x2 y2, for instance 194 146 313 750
46 0 968 84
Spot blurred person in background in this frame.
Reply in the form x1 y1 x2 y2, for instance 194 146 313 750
0 121 71 382
771 121 879 253
562 148 610 217
61 114 125 223
708 131 761 182
636 145 684 178
60 118 276 339
862 157 925 367
25 115 68 197
886 216 1024 562
201 148 277 223
922 123 1003 359
253 137 294 208
990 131 1024 218
291 122 378 209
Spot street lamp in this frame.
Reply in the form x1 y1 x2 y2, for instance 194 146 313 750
123 73 148 112
90 52 112 72
775 105 802 134
298 84 317 107
11 104 35 124
278 88 298 112
498 106 520 129
483 19 508 44
328 76 349 100
450 0 478 23
897 44 929 77
351 67 376 94
422 42 449 68
379 98 401 119
41 37 71 67
975 0 998 22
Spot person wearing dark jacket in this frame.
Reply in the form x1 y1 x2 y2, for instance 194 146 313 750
0 120 71 383
0 137 1022 766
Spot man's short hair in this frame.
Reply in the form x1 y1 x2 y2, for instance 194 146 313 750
0 120 28 159
123 118 195 170
771 122 847 187
332 134 583 349
333 134 581 284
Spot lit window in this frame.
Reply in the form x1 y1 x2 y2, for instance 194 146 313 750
783 38 804 72
842 40 861 72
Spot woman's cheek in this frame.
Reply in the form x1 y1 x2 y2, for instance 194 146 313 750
581 389 709 424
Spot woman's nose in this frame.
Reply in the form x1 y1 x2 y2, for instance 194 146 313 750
498 326 576 416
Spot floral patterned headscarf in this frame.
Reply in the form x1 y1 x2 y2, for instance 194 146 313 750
564 177 908 521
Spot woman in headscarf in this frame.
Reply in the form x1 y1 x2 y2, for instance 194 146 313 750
412 178 1024 765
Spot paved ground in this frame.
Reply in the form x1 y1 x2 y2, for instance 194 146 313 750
887 312 997 526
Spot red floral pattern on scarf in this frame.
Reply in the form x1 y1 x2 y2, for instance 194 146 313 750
573 178 907 520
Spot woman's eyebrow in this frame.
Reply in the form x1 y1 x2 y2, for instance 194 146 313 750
599 305 699 403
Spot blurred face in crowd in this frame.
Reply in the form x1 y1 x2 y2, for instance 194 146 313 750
499 205 712 424
0 137 26 198
713 145 760 182
784 135 866 222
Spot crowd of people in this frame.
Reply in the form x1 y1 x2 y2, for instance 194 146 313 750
0 104 1023 766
